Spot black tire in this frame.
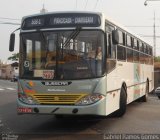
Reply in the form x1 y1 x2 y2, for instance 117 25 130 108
113 87 127 117
139 81 149 102
158 96 160 99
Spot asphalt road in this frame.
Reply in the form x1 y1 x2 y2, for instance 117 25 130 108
0 79 160 140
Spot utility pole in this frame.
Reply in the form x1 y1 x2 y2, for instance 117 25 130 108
40 4 48 14
76 0 77 10
0 60 2 78
144 0 160 56
153 12 156 56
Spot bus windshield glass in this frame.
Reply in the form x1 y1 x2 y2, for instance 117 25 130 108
20 30 105 80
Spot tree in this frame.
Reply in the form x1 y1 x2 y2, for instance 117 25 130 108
154 56 160 62
8 53 19 61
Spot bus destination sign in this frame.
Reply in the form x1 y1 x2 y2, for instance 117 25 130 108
22 13 101 30
50 16 97 25
23 18 45 28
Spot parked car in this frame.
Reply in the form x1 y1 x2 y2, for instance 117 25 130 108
154 87 160 99
11 76 19 82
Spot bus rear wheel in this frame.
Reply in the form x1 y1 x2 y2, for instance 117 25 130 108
113 87 127 117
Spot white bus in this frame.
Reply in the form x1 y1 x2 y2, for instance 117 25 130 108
9 12 154 117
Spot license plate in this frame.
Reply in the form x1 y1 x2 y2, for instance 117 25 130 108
17 107 32 113
43 70 54 79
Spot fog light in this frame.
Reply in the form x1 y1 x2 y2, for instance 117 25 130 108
27 96 34 104
18 94 39 105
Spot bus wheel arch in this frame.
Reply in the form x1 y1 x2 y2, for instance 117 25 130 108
138 79 149 102
112 84 127 117
147 78 149 90
144 78 149 102
122 82 127 96
144 78 149 101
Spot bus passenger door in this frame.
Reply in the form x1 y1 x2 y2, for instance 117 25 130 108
105 25 116 73
105 24 118 92
105 24 120 114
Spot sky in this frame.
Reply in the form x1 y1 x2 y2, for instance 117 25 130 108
0 0 160 63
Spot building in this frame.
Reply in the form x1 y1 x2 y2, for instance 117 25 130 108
11 62 19 77
0 62 19 79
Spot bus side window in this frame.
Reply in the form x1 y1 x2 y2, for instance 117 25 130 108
126 35 133 62
117 30 126 61
106 24 116 73
107 33 111 58
106 33 116 59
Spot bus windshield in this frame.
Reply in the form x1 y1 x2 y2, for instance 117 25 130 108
20 30 105 80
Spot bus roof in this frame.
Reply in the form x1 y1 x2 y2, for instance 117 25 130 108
22 11 102 21
21 11 152 47
103 14 152 47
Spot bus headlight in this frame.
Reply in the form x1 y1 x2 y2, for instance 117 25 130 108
18 94 39 105
75 93 104 105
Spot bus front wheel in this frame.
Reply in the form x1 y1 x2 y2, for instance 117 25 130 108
113 87 127 117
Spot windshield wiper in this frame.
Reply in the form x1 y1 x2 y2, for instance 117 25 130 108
39 32 46 43
54 27 81 79
62 27 81 49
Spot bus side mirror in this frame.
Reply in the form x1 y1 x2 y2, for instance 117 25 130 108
9 33 15 52
112 30 119 45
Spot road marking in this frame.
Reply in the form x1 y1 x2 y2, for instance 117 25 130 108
0 88 16 91
6 88 16 90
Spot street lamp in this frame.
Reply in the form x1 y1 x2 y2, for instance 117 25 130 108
144 0 160 6
144 0 160 56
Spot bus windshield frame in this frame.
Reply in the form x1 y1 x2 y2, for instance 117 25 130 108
19 29 105 80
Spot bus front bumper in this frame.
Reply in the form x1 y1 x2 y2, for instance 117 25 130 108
17 98 106 116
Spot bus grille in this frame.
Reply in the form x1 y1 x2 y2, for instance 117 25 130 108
31 93 87 105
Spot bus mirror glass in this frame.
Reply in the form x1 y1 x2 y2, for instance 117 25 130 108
112 30 119 45
9 33 15 52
